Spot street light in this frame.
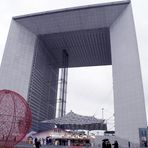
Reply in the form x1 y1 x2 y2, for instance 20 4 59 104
102 108 104 120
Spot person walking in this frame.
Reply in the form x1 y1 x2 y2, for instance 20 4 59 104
106 140 112 148
34 138 38 145
112 141 119 148
35 139 41 148
102 140 107 148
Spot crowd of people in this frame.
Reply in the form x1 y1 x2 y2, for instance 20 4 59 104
33 137 119 148
102 140 119 148
33 137 91 147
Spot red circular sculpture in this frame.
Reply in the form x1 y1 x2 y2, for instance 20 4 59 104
0 90 32 147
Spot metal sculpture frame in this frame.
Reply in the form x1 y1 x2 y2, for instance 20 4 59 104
0 90 32 147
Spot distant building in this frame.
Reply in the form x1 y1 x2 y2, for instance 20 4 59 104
0 0 147 145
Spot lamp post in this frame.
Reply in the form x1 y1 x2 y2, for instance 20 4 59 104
102 108 104 120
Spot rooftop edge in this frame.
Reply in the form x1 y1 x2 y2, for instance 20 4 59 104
13 0 130 20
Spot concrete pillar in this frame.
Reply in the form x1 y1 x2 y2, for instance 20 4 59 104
110 4 147 144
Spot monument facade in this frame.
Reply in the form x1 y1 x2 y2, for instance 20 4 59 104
0 0 147 144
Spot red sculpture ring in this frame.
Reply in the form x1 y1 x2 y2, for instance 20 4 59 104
0 89 32 147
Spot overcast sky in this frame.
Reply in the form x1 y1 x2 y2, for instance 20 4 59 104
0 0 148 130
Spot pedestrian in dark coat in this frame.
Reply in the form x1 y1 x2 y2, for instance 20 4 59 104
35 140 41 148
112 141 119 148
102 140 107 148
106 140 112 148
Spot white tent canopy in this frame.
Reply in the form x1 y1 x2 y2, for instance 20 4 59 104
42 111 107 130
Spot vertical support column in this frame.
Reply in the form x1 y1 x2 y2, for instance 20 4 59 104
58 50 69 117
28 39 59 131
0 20 36 99
110 4 147 144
